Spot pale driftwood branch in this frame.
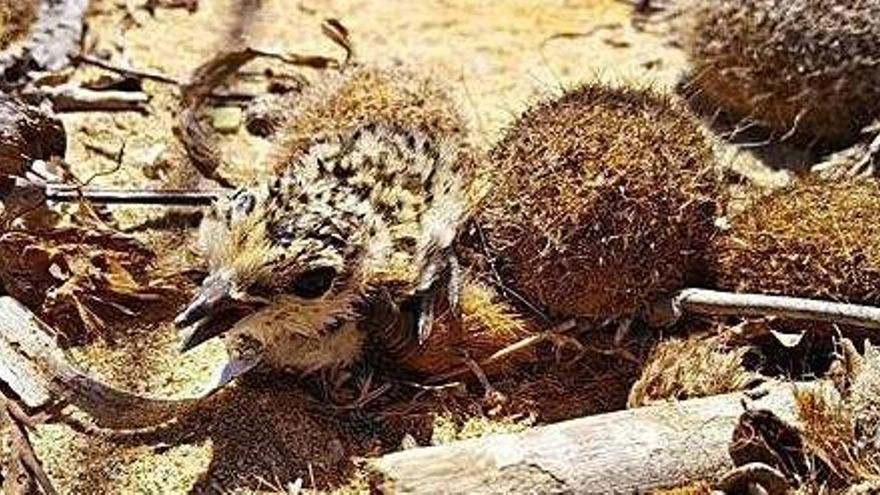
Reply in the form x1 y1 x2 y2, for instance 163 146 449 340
370 383 807 494
30 86 150 112
0 296 199 428
43 184 224 206
667 288 880 329
2 177 226 207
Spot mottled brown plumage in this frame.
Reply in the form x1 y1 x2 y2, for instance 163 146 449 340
175 122 474 380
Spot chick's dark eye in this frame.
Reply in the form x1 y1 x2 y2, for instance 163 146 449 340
290 267 336 299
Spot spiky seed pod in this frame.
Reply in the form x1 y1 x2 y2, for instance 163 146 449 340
476 83 719 320
400 278 536 377
268 65 469 174
712 181 880 304
680 0 880 145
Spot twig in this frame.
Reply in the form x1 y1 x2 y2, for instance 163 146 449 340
73 54 181 86
26 85 149 112
46 186 223 206
143 0 199 14
662 288 880 330
2 176 225 206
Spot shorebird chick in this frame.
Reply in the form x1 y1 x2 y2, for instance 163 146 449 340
174 122 473 384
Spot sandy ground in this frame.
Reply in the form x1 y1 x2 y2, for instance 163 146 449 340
3 0 791 493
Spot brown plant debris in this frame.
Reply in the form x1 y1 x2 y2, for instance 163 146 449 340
729 408 810 485
713 180 880 305
791 341 880 490
627 332 760 407
398 278 536 377
679 0 880 146
0 215 182 346
0 96 65 178
3 399 58 495
475 83 719 320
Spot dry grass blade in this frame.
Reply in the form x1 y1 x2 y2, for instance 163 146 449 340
321 18 355 66
627 332 759 407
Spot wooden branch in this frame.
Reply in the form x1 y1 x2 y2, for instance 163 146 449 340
0 296 199 429
661 288 880 329
28 85 150 113
370 383 807 493
4 400 58 495
43 184 224 206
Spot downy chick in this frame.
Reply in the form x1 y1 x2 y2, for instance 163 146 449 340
174 122 473 385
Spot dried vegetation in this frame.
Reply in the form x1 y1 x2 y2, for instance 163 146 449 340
680 0 880 145
713 181 880 305
476 83 719 319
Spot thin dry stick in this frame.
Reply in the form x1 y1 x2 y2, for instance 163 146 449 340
73 54 182 85
45 185 223 206
669 288 880 329
28 85 150 112
0 177 225 206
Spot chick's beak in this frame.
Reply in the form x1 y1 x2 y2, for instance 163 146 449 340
175 276 266 353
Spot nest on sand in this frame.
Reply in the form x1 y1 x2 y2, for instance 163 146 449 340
712 180 880 305
679 0 880 146
476 83 719 320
